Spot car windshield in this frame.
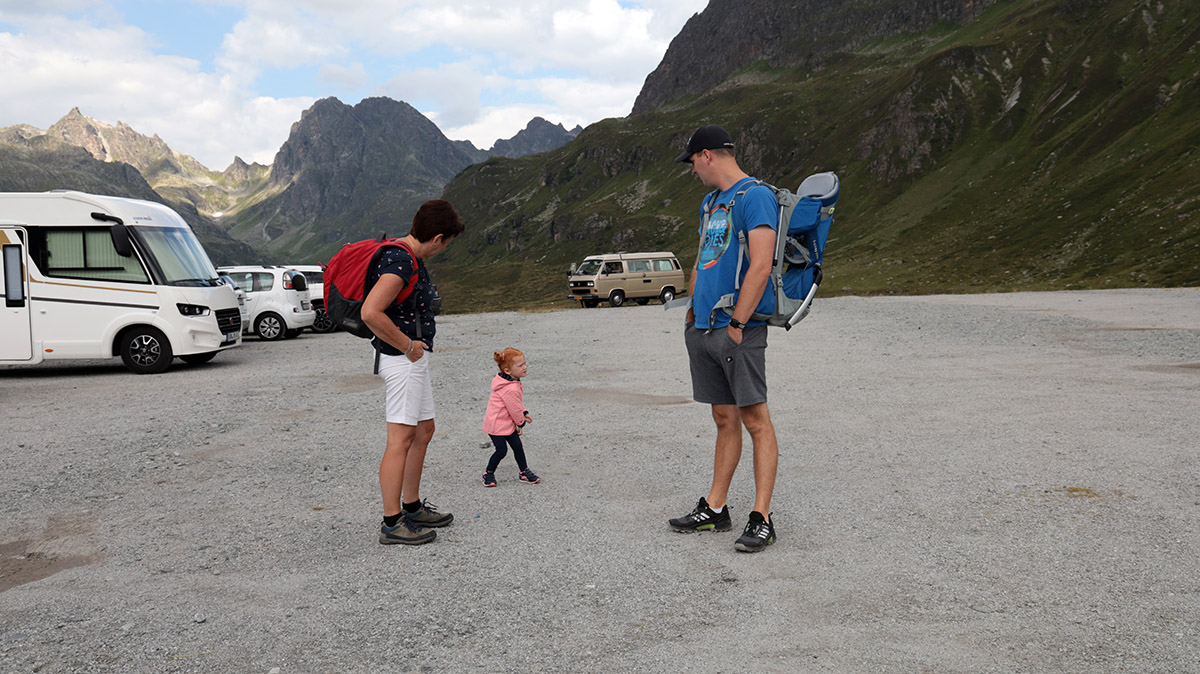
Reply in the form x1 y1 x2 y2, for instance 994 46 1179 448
133 226 220 286
575 260 602 276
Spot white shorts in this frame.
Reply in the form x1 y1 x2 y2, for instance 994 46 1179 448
377 351 434 425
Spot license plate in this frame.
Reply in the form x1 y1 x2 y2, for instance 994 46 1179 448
302 300 312 310
225 332 238 342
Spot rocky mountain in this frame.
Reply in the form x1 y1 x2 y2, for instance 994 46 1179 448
221 96 489 261
489 117 583 158
0 129 257 264
632 0 999 115
432 0 1200 313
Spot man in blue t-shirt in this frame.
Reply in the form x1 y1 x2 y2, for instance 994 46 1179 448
667 125 780 553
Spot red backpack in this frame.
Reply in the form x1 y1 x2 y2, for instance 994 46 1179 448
323 236 420 338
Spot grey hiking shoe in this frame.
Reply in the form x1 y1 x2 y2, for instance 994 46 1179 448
379 518 436 545
734 511 776 552
669 497 732 532
405 499 453 528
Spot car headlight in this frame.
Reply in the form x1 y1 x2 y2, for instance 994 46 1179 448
586 281 594 287
177 303 211 317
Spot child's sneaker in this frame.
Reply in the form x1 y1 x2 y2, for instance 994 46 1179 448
668 497 732 532
379 518 436 546
734 511 776 552
481 471 497 487
518 468 541 484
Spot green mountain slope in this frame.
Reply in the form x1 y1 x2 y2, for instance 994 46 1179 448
433 0 1200 313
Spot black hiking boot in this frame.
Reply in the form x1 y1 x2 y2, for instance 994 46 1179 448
734 511 776 552
668 497 732 532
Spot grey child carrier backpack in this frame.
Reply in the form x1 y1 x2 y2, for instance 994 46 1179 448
706 172 839 330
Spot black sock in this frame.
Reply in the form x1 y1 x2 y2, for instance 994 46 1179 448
403 500 422 514
383 513 403 527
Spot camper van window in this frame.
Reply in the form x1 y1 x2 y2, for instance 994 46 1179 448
36 227 150 283
603 261 623 274
133 226 220 286
576 260 602 276
653 259 675 272
627 260 652 273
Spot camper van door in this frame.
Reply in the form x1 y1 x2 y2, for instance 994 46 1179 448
0 226 33 360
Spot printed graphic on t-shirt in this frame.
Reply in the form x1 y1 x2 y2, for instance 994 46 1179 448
698 204 732 269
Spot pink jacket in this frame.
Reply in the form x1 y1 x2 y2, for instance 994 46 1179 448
482 374 527 436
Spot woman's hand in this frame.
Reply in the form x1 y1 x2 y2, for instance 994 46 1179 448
405 339 428 362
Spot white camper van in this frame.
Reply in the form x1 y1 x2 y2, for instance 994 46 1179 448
0 191 242 374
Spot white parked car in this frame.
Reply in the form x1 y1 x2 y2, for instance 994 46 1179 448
216 265 316 340
218 273 251 329
284 264 335 333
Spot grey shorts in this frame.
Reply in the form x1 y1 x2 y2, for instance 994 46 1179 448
684 324 768 407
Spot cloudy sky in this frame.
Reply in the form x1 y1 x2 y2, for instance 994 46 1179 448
0 0 707 169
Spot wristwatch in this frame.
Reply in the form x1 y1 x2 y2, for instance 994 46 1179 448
728 318 745 329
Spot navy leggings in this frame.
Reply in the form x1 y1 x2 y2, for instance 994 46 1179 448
486 432 528 472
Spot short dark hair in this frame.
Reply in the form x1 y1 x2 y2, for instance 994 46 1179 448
409 199 465 242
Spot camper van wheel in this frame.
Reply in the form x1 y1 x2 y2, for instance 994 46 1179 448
608 290 625 307
118 326 173 375
634 298 649 305
255 313 286 341
660 288 676 304
181 352 218 365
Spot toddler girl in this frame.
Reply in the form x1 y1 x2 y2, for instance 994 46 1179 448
481 347 540 486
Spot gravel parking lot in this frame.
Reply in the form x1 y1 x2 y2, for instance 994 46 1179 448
2 288 1198 673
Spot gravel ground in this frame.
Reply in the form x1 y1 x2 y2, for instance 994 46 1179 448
2 288 1198 673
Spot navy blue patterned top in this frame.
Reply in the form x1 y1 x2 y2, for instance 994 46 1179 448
368 247 436 355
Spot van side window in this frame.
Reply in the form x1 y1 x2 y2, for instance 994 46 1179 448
604 261 623 274
653 259 675 272
627 260 651 273
29 226 149 283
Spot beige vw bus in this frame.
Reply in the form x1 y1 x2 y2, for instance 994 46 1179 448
567 252 686 307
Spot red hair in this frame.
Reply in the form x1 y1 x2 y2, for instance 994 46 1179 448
493 347 524 373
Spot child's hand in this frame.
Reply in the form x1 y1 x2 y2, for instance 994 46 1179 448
517 427 523 436
523 412 533 424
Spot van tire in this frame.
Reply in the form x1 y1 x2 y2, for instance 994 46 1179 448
608 290 625 307
118 326 173 375
255 313 286 341
180 352 218 365
660 288 676 304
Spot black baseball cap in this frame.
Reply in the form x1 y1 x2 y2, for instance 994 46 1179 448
674 125 735 163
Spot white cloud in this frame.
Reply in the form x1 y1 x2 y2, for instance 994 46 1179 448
317 62 369 90
0 15 309 167
0 0 708 168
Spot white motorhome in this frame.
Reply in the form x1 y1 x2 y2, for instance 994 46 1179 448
0 191 242 374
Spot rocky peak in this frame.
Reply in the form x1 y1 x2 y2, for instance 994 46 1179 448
489 117 582 158
632 0 998 114
263 95 486 221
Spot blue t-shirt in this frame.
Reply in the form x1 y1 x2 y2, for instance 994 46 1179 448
368 247 437 355
692 177 779 329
